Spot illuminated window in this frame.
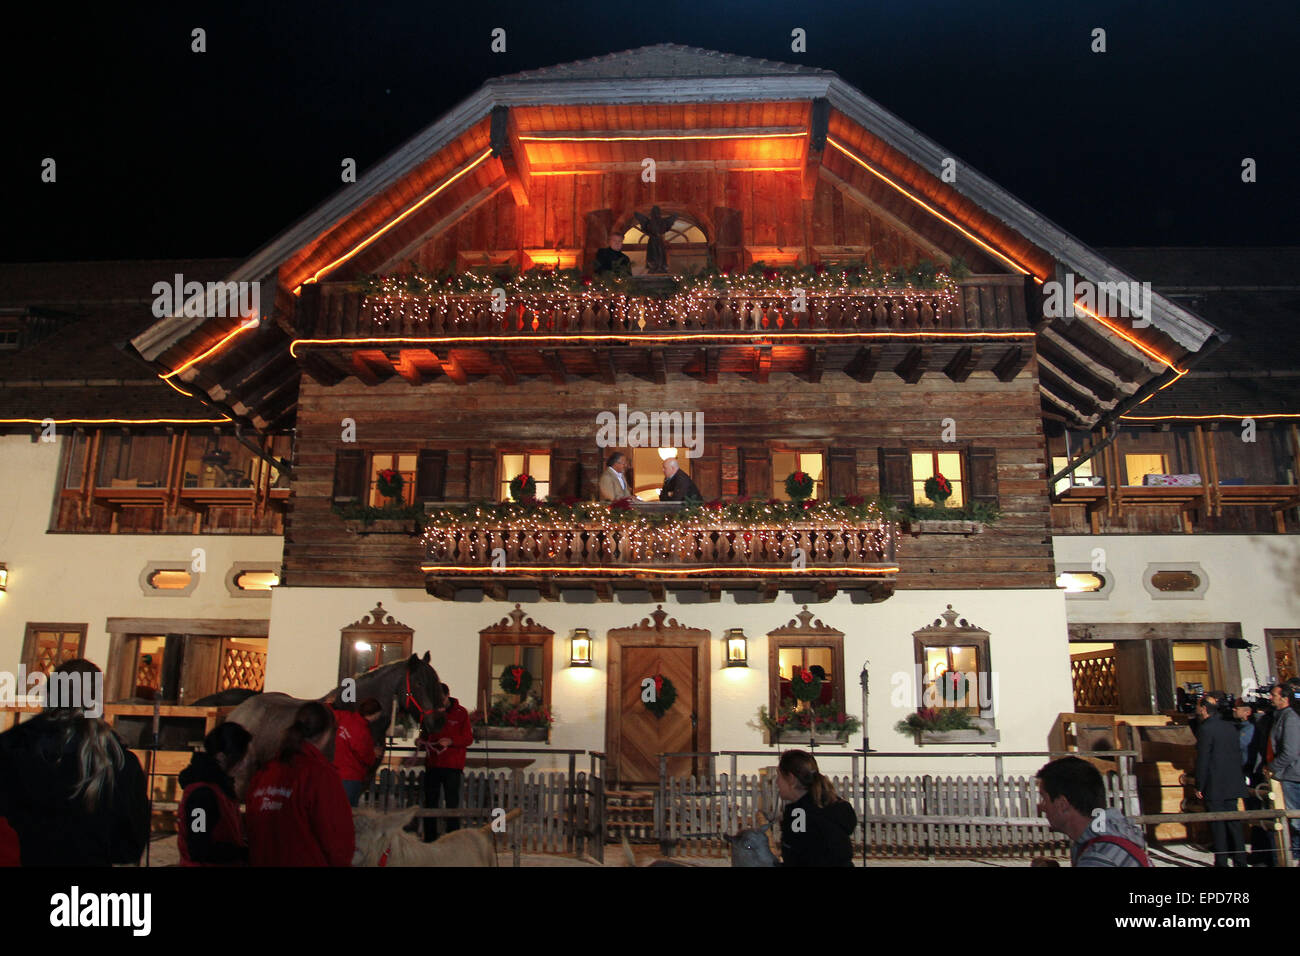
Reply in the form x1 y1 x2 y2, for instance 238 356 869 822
234 570 279 592
368 453 417 507
921 645 983 711
499 452 550 502
1051 455 1095 495
149 570 192 590
620 215 709 275
21 624 86 677
776 646 836 707
1124 453 1169 485
139 561 200 597
1057 572 1105 593
772 451 825 500
911 451 965 506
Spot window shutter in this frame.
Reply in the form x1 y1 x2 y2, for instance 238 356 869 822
691 452 721 501
550 448 579 500
827 447 857 498
415 450 448 503
877 448 912 510
968 447 999 506
468 451 495 501
739 448 772 500
332 449 366 503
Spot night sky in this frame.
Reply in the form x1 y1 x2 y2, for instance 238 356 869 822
5 0 1297 262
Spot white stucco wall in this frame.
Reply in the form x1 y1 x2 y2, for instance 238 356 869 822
0 434 281 671
267 584 1074 776
1052 533 1300 694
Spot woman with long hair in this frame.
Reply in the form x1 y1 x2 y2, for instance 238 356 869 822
0 659 149 865
245 701 354 866
776 749 857 866
177 721 252 865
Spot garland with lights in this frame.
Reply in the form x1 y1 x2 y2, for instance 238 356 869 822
420 496 900 568
643 673 677 718
358 260 965 330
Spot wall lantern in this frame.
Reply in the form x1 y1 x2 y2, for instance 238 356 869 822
0 563 7 591
570 628 592 667
725 628 748 667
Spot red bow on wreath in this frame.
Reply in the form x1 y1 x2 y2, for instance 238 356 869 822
800 668 813 684
510 666 524 686
653 674 664 695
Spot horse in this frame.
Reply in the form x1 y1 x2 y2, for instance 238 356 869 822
225 653 447 798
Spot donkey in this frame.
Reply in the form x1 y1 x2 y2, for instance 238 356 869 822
352 808 523 867
226 653 447 798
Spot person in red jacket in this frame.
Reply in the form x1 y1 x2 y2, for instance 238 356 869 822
246 702 354 866
332 698 384 807
178 721 252 865
417 683 472 842
0 817 19 866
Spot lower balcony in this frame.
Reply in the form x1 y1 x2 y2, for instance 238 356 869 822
421 509 898 603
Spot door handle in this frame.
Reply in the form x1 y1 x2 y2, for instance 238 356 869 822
690 711 698 729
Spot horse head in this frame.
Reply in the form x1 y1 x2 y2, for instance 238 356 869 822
402 652 448 735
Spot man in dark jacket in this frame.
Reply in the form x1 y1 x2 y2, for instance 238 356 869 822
659 458 702 503
1268 681 1300 862
1195 691 1248 866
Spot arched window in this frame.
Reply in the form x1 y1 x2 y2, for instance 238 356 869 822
620 213 709 275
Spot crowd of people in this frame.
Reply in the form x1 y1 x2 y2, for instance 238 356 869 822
1 659 1297 867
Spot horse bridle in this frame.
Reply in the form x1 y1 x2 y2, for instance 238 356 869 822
403 668 436 725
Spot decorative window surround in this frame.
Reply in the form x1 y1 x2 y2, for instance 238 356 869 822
1055 563 1114 600
224 563 280 598
911 605 999 746
1142 562 1208 600
138 561 199 597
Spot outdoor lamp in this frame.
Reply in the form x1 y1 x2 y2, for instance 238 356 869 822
570 628 592 666
725 628 748 667
0 563 7 591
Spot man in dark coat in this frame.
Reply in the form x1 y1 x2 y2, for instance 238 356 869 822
593 231 631 276
658 458 702 502
1195 691 1249 867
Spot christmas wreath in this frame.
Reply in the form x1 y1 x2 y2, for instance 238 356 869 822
499 665 533 696
790 667 823 702
509 473 537 502
923 473 952 505
784 470 815 501
643 673 677 718
376 468 405 501
935 669 969 704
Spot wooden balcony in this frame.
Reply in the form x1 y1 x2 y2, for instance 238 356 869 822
1054 483 1300 534
421 517 899 603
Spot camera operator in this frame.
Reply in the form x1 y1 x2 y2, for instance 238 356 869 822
1194 690 1248 867
1266 680 1300 864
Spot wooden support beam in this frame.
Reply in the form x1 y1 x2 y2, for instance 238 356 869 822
994 346 1029 382
759 580 780 603
648 582 666 603
649 349 667 385
430 349 468 386
491 349 518 386
943 345 981 383
541 350 567 385
395 349 435 385
806 347 826 384
594 349 617 386
521 125 805 141
298 352 347 386
895 346 931 384
704 348 719 385
844 345 880 383
351 352 394 385
374 182 508 274
490 105 532 206
801 97 830 201
814 580 838 602
1040 328 1139 394
231 366 299 417
754 347 771 384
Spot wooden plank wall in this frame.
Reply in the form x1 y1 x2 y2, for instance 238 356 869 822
410 170 943 275
286 360 1052 590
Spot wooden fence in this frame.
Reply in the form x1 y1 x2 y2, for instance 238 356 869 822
660 771 1136 859
362 767 598 856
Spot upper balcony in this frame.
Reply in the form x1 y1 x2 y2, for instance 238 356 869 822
290 271 1036 387
418 500 899 603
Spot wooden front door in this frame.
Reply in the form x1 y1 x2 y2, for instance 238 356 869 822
605 606 711 786
619 646 698 783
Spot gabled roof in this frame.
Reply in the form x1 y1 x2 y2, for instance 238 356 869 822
129 45 1224 431
492 43 835 82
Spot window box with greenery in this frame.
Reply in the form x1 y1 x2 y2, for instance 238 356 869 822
332 448 446 533
878 447 1000 534
905 605 1000 745
758 703 861 745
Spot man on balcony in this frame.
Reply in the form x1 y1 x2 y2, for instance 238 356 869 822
659 458 702 503
593 231 631 277
599 452 632 502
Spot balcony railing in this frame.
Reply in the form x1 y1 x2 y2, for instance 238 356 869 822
298 276 1028 340
422 520 898 575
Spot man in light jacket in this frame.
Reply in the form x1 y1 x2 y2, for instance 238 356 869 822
1268 681 1300 863
599 452 632 502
